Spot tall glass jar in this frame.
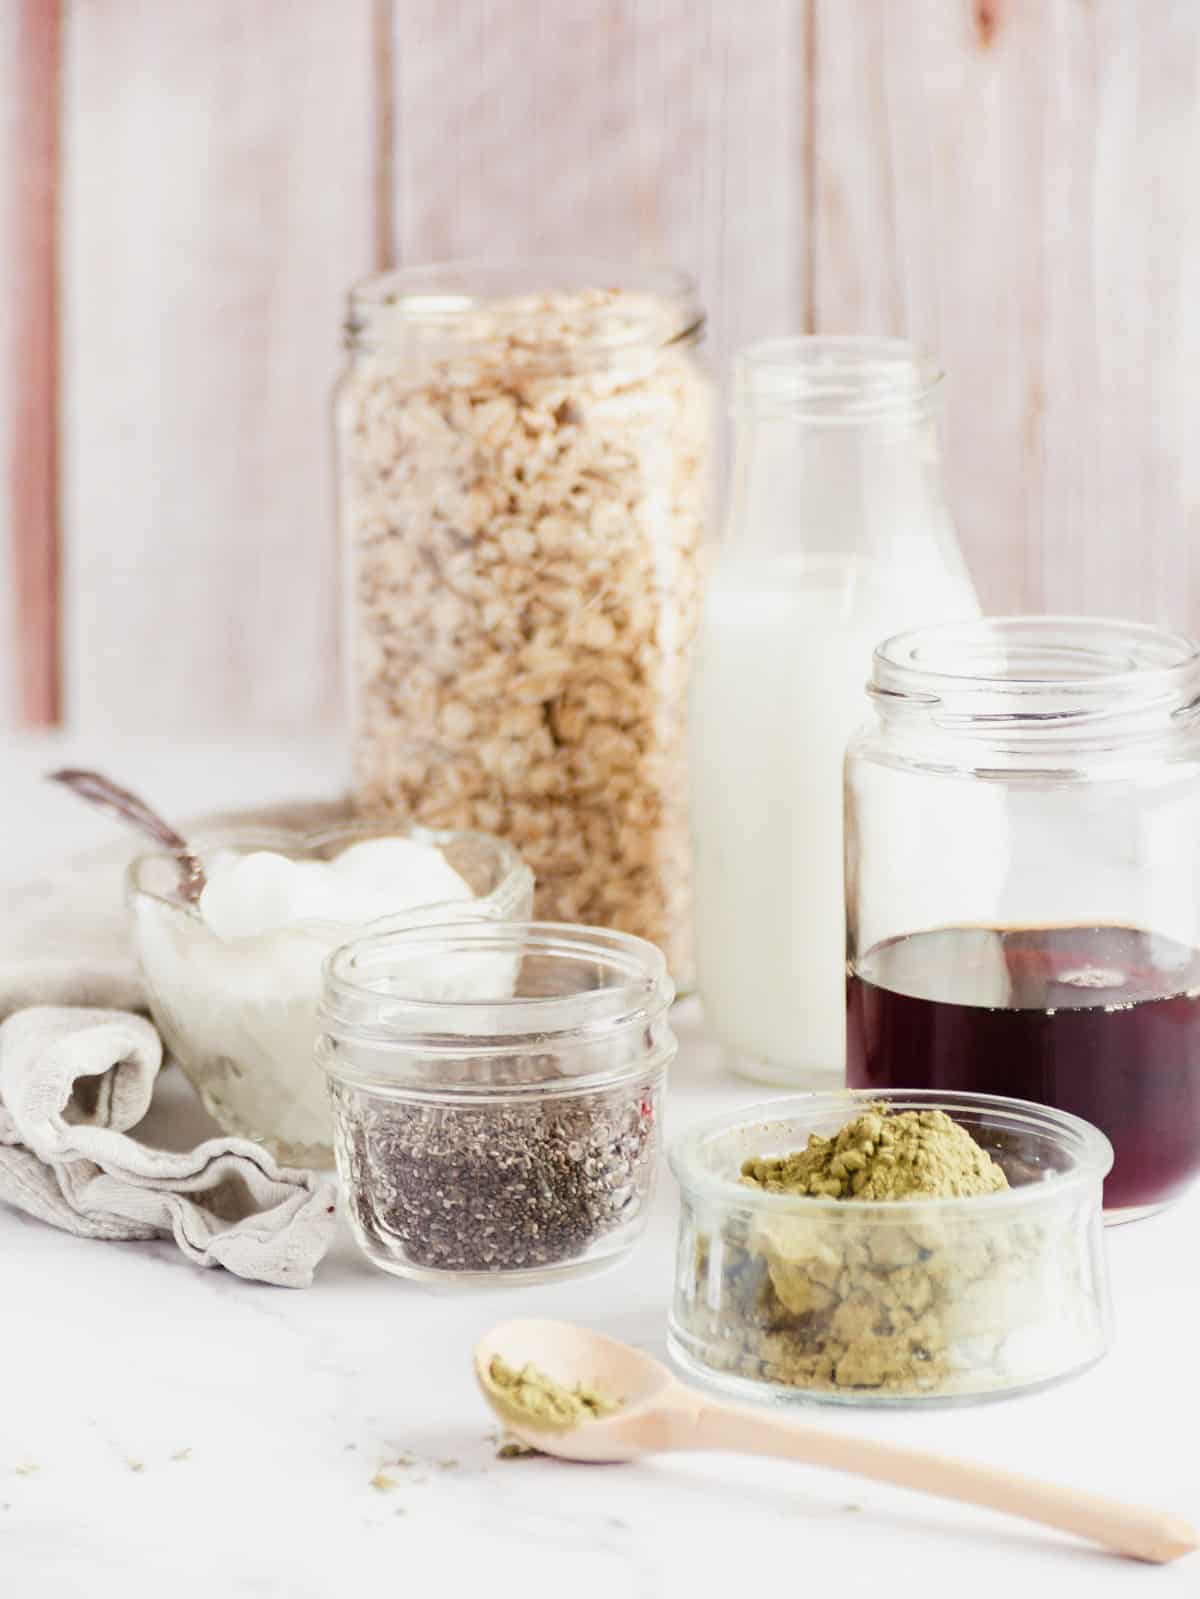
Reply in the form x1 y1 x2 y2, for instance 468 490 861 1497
336 260 712 982
690 338 977 1084
845 617 1200 1223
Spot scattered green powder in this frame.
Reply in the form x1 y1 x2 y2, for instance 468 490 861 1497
496 1440 538 1460
485 1357 622 1432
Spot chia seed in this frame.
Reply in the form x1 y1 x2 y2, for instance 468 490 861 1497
331 1076 660 1273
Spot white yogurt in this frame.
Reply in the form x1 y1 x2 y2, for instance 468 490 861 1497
198 838 474 940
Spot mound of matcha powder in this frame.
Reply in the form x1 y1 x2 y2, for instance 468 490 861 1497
485 1357 622 1432
742 1104 1009 1201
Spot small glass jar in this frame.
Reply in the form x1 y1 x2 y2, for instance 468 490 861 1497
845 617 1200 1222
336 258 712 983
317 921 676 1285
129 820 532 1168
670 1090 1113 1407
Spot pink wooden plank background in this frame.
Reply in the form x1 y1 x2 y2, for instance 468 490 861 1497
6 0 61 726
0 1 17 727
61 0 376 732
814 0 1200 623
4 0 1200 729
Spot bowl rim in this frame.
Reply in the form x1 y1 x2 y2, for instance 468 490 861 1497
669 1088 1114 1217
125 817 533 940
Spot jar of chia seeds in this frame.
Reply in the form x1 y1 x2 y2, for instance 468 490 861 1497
317 920 676 1285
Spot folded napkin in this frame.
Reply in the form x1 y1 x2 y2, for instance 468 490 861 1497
0 1007 337 1287
0 795 350 1285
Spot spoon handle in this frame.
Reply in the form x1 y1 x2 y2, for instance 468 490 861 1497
50 769 188 848
48 768 206 902
679 1399 1196 1564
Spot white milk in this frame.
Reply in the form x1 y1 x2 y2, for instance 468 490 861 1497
690 552 977 1081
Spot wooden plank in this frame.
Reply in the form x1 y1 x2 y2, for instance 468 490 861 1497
371 0 397 272
391 1 707 261
812 0 1052 614
702 0 809 372
812 0 1200 629
62 0 377 731
390 0 809 379
7 0 61 726
1039 0 1200 630
0 5 17 727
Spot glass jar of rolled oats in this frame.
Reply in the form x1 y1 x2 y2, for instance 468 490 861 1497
336 259 712 982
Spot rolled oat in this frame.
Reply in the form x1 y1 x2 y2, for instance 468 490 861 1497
336 272 712 977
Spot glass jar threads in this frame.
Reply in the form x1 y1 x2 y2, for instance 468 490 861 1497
845 617 1200 1222
336 259 712 982
317 921 676 1285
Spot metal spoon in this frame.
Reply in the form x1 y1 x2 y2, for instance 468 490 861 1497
475 1318 1197 1566
48 768 206 904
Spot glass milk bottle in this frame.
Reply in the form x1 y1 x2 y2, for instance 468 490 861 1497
690 338 978 1083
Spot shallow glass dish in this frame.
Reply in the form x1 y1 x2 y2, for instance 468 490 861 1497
128 820 532 1168
317 921 676 1286
669 1090 1113 1408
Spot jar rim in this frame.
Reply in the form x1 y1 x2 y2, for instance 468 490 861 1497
869 615 1200 745
319 919 675 1076
669 1090 1114 1217
345 256 704 354
733 336 943 421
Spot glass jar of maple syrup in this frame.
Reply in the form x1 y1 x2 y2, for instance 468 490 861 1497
845 616 1200 1223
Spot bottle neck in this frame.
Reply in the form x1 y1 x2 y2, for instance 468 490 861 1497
719 337 962 576
724 406 953 564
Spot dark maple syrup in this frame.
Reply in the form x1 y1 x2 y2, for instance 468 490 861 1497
846 924 1200 1216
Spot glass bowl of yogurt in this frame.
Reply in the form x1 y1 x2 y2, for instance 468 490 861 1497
127 820 533 1167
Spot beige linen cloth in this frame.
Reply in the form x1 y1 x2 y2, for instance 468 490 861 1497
0 801 343 1286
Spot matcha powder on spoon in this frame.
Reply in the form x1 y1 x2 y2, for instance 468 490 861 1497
485 1357 622 1433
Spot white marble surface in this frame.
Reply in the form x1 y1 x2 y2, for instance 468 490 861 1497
2 732 1199 1597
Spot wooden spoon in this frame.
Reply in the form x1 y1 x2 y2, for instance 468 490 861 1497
475 1318 1197 1566
48 768 207 904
